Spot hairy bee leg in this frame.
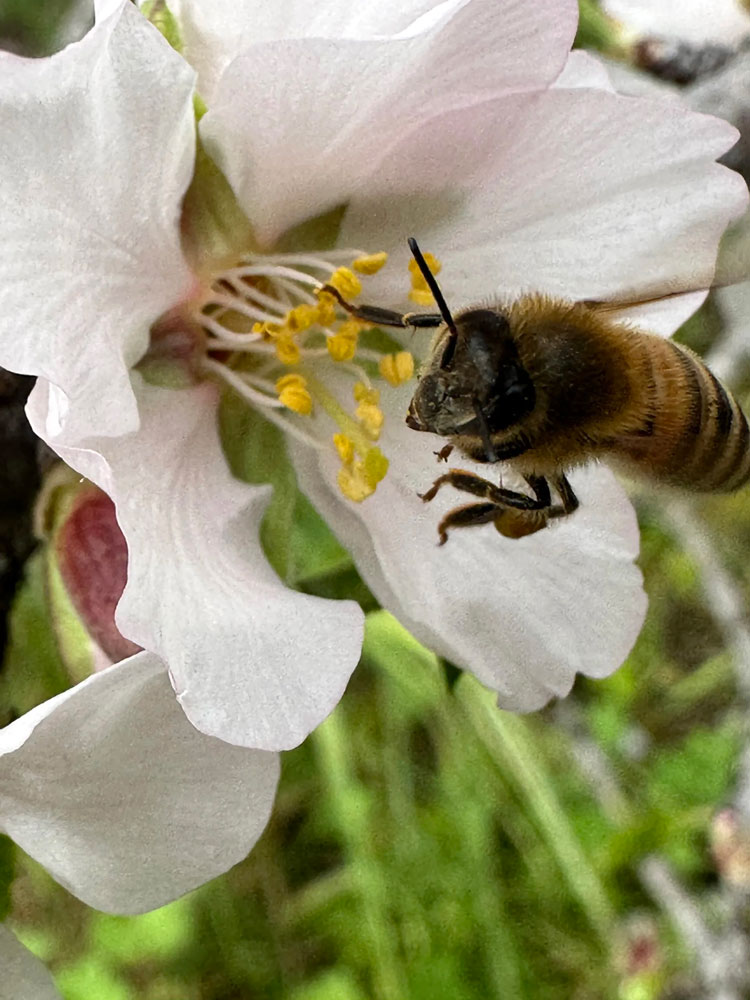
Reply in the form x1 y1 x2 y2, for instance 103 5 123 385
435 502 500 545
435 444 454 463
546 474 580 520
419 469 548 511
317 284 444 329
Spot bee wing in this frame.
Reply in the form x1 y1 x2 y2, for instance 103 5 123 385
581 216 750 313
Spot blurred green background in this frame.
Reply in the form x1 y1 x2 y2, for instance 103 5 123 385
3 2 750 998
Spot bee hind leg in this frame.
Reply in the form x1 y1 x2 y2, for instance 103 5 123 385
423 471 556 543
545 474 579 520
423 472 579 542
435 502 500 546
419 469 549 510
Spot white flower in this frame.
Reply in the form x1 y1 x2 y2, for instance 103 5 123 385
1 0 747 761
0 652 279 914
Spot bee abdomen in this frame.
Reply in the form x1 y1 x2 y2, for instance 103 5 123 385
617 340 750 493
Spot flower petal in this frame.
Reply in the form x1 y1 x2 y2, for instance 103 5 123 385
0 0 195 442
340 86 747 333
27 377 364 751
0 925 61 1000
200 0 578 244
0 652 280 914
289 383 647 712
170 0 467 105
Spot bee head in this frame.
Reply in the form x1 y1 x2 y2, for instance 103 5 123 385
406 308 536 438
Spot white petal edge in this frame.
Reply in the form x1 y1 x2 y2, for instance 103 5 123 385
168 0 468 106
27 376 364 751
340 87 747 334
0 652 280 914
0 0 196 443
0 925 61 1000
200 0 577 244
289 382 648 713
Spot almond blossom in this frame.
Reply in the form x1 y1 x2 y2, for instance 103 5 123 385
1 0 747 775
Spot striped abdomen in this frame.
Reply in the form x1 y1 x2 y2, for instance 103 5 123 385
614 337 750 492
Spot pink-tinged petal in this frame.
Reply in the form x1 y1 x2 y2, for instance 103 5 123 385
554 49 615 91
200 0 578 244
340 88 746 334
602 0 750 45
56 486 141 663
289 383 646 712
0 926 61 1000
27 378 364 751
0 1 196 442
171 0 467 105
0 653 280 914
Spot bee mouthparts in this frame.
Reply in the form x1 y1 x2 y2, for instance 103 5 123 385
405 411 426 431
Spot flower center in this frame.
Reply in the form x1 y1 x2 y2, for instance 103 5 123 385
184 248 422 502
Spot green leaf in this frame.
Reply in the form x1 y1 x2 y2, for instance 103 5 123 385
2 551 71 717
0 836 15 922
218 391 298 581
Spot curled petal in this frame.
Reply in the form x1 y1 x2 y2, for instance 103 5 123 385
340 86 747 334
171 0 470 105
27 377 364 751
0 0 195 442
0 652 280 913
200 0 577 243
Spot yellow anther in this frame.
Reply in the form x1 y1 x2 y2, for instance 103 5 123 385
353 381 379 405
336 447 390 502
333 433 355 465
338 318 363 339
409 287 436 306
275 335 300 365
379 351 415 387
338 463 374 503
408 252 441 279
276 373 306 392
327 331 358 362
363 447 389 487
352 251 388 275
275 374 312 415
314 291 337 327
254 320 282 338
329 267 362 299
356 401 384 440
286 304 317 332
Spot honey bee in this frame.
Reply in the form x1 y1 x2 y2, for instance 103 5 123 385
322 237 750 543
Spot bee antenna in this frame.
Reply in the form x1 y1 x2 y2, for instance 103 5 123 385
408 237 457 336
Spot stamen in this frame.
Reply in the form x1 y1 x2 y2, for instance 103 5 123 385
379 351 415 387
352 252 388 275
187 244 411 504
202 358 285 408
328 267 362 299
276 374 313 415
326 319 360 362
408 250 442 305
